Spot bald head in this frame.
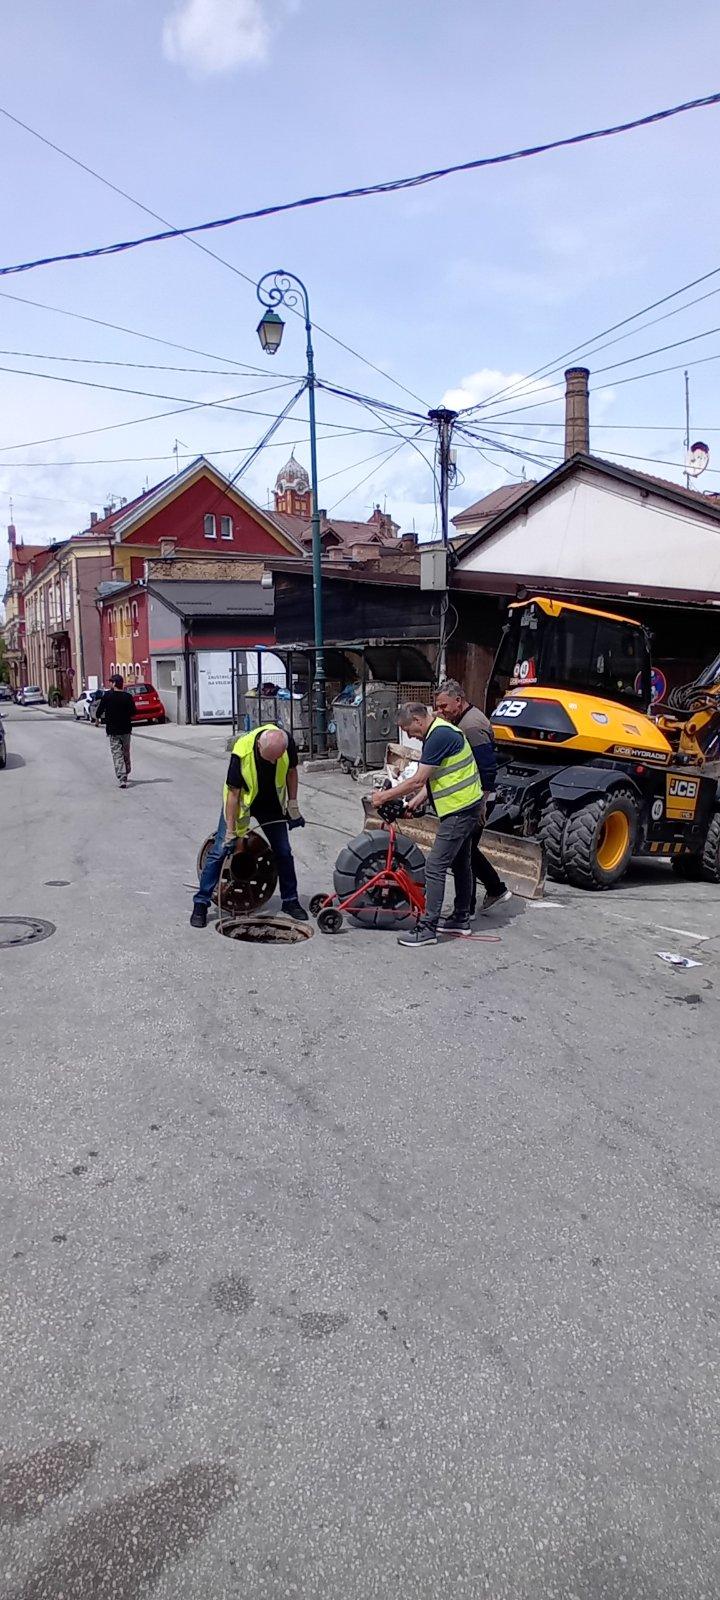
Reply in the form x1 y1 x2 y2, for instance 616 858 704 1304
257 727 288 763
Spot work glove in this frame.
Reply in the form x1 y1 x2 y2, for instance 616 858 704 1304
286 800 305 830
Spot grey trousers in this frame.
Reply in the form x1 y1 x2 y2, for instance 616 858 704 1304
109 733 132 781
421 802 484 932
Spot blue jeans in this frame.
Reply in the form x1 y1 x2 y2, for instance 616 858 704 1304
194 809 299 909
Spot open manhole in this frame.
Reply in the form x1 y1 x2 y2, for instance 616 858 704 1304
0 917 56 949
216 914 313 945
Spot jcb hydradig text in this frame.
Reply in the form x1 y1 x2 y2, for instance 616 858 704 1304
485 596 720 890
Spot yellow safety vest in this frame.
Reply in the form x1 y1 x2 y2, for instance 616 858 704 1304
224 724 290 836
425 715 483 817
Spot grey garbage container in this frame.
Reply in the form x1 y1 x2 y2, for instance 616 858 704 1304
332 682 398 771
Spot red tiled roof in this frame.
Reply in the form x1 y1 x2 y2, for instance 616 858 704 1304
272 511 396 550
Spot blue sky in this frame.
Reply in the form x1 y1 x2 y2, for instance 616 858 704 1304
2 0 720 570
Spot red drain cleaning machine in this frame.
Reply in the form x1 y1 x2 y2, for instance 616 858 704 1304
310 820 427 935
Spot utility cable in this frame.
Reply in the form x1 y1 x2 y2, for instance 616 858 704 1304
1 91 718 280
0 103 428 408
461 259 720 415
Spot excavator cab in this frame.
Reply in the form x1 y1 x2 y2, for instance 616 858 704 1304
484 596 720 889
486 596 652 714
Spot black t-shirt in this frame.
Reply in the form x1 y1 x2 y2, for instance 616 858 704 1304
227 733 298 820
97 688 135 736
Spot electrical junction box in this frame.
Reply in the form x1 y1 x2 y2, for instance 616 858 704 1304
420 549 447 592
170 669 182 688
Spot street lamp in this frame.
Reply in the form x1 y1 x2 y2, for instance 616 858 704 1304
256 270 326 754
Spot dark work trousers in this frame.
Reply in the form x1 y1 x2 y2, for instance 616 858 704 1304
470 836 505 913
194 807 299 910
420 802 484 934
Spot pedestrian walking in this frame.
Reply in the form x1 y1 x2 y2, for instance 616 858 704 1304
434 678 512 913
191 724 308 929
95 674 135 789
371 701 483 947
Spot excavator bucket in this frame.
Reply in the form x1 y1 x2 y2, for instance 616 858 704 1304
479 829 546 900
361 802 546 900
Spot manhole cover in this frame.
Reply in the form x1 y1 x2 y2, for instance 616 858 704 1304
216 914 313 945
0 917 56 949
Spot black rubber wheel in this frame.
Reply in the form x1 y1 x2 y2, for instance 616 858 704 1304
333 828 425 928
562 788 639 890
671 852 704 880
317 907 344 934
538 801 569 883
0 747 6 771
701 810 720 883
309 892 330 917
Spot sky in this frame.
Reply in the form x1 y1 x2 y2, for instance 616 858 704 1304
3 0 720 579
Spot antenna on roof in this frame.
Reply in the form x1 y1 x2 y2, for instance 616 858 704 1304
8 494 13 521
173 438 187 475
684 370 690 491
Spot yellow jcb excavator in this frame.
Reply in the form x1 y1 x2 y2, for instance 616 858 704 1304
486 596 720 889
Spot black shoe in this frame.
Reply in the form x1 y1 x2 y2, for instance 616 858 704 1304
396 927 438 947
481 887 512 912
439 914 472 937
282 900 309 922
190 905 208 928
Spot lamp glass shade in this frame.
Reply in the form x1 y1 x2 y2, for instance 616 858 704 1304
257 308 285 354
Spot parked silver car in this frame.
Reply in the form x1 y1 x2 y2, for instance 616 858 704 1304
17 685 45 706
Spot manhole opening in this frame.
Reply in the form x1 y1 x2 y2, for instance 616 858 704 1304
0 917 56 949
216 915 313 945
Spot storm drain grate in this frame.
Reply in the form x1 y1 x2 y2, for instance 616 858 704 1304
216 914 313 945
0 917 56 949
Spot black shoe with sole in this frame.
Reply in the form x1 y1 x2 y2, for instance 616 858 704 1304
190 905 208 928
481 887 512 912
282 900 309 922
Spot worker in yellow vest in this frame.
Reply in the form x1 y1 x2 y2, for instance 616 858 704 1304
191 724 307 928
370 701 483 947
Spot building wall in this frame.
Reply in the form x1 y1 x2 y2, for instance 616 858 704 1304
102 588 151 686
459 473 720 595
119 478 289 558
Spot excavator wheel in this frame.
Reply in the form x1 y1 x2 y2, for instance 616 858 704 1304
701 811 720 883
538 801 569 883
333 829 425 929
561 788 639 890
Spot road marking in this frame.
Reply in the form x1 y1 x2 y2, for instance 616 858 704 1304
528 900 563 908
602 908 709 941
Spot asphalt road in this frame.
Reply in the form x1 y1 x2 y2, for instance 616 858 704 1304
1 707 719 1599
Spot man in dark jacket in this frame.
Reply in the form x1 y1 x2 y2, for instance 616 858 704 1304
95 675 135 788
434 679 511 913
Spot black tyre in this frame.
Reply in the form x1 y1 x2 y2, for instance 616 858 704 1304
309 892 330 917
701 811 720 883
538 801 569 882
562 788 639 890
333 828 425 928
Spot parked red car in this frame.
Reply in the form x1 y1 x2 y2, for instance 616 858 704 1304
129 682 166 725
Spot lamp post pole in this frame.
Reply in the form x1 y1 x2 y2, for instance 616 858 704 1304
428 405 458 681
257 270 327 755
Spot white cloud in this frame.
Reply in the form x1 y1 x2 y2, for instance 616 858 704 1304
162 0 280 75
442 368 564 415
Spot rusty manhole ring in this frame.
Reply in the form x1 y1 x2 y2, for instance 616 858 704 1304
0 917 56 949
216 914 314 945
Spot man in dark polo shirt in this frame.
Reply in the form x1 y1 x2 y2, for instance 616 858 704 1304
435 679 511 914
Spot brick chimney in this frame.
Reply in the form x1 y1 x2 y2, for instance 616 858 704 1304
564 367 590 459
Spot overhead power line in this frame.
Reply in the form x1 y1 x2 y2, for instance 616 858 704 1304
0 103 428 409
1 91 718 281
462 259 720 415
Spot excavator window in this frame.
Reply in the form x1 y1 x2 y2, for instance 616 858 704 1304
487 601 651 712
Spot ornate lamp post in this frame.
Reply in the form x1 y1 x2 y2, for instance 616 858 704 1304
257 270 326 754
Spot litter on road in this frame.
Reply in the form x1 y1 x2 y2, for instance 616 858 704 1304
655 950 703 968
